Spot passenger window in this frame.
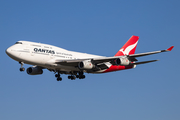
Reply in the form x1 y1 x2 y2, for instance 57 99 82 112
15 42 22 44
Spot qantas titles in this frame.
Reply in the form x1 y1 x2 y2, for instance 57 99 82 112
33 48 73 56
34 48 55 54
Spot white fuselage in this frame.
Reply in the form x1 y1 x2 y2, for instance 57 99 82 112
6 41 104 72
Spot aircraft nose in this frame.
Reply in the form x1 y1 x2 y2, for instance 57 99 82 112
6 47 12 56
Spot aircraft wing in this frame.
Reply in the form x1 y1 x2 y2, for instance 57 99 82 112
55 57 121 66
128 46 174 58
55 59 87 66
55 46 174 67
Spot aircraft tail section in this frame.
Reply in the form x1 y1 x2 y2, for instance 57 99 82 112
115 35 139 56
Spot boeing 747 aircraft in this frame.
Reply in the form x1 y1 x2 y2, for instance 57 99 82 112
6 36 174 81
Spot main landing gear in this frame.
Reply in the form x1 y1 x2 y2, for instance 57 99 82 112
55 72 62 81
19 62 25 71
76 71 85 79
68 75 76 80
67 71 85 80
54 71 86 81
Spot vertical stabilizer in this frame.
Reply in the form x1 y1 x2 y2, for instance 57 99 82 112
114 35 139 56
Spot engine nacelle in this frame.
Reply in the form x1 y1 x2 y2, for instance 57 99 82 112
114 58 130 66
78 60 94 69
27 66 43 75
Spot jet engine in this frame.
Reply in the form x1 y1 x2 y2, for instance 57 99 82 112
114 57 130 66
78 60 94 69
27 66 43 75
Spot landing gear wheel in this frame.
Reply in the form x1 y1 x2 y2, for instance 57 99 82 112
68 76 71 79
55 74 59 78
82 75 85 79
19 62 25 72
71 76 76 80
78 72 85 79
68 75 76 80
57 77 62 81
20 67 25 71
55 72 62 81
76 75 79 78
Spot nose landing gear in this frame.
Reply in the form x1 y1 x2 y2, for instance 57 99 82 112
19 62 25 71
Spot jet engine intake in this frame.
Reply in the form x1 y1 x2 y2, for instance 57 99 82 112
78 60 94 69
27 66 43 75
114 58 130 66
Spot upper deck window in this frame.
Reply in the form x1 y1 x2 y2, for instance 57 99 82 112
44 46 49 48
31 44 41 47
15 42 22 44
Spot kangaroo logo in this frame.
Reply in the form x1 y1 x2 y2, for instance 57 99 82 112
119 41 138 55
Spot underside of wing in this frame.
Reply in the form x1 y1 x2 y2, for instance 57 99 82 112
55 56 127 66
55 59 85 66
55 58 111 70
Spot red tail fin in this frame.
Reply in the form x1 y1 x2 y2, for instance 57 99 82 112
114 35 139 56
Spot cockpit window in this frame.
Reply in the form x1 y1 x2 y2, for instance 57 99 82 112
15 42 22 44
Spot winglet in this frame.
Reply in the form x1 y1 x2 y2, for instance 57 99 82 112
167 46 174 51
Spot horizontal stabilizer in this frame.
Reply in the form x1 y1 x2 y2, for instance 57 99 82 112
132 60 159 65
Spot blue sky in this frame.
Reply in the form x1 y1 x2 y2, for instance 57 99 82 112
0 0 180 120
